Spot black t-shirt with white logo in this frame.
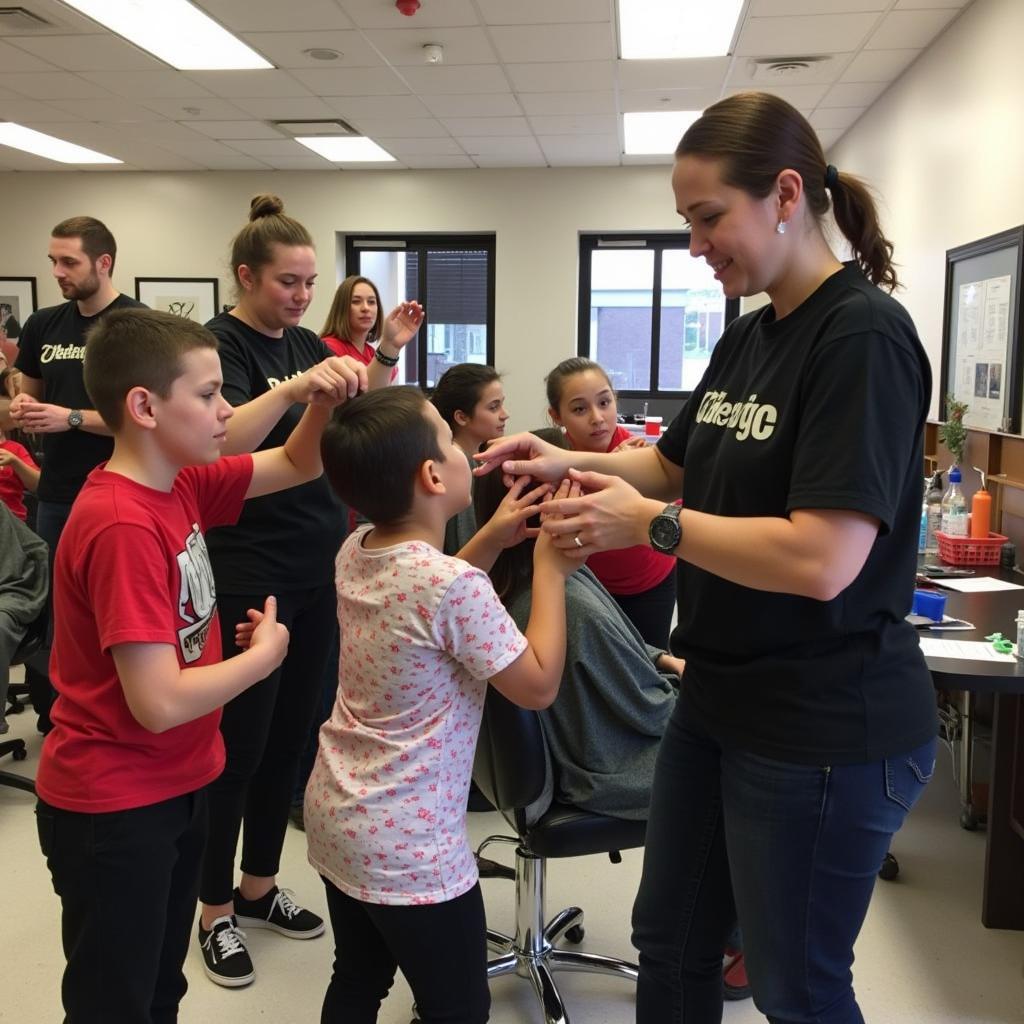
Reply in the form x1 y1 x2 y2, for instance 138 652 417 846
658 263 937 764
203 313 346 593
15 294 145 504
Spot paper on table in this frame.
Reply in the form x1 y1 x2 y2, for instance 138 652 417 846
919 637 1019 662
931 576 1024 593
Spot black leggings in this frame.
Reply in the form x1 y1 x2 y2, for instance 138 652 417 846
320 877 490 1024
611 565 677 650
200 584 337 905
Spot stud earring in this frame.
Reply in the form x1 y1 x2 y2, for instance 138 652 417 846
776 221 787 235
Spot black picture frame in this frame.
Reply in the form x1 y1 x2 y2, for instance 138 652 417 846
134 277 220 324
0 276 38 341
940 226 1024 434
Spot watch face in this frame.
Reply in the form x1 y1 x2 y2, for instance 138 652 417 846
651 515 680 550
68 410 83 428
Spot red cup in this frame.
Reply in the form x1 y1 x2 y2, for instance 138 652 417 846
644 415 663 437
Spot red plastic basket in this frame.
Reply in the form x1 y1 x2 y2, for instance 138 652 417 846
935 530 1007 566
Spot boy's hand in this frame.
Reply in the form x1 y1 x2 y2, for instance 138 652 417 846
236 596 290 666
380 300 425 354
533 478 583 577
0 449 21 468
480 474 552 549
285 357 367 407
656 653 686 679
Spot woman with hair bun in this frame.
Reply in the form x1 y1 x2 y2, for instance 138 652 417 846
196 194 365 988
478 92 937 1022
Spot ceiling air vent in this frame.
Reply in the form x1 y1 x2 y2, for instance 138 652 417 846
0 6 53 33
748 56 831 80
270 119 357 137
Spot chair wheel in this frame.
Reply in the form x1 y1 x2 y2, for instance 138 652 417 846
13 747 27 761
960 806 979 831
565 924 585 944
878 852 899 881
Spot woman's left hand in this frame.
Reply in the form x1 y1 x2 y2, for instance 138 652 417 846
540 467 652 556
381 301 425 350
612 435 648 453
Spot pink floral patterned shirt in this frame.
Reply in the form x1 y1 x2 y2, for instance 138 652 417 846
306 527 528 906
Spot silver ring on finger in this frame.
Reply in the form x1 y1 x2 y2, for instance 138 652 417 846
573 534 584 549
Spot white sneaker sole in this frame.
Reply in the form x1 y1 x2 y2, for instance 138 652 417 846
201 961 255 988
234 915 325 939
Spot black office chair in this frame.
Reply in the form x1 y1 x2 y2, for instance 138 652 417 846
472 687 646 1024
1 591 48 796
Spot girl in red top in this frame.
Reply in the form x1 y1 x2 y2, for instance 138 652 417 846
319 275 423 389
0 426 39 521
546 357 676 648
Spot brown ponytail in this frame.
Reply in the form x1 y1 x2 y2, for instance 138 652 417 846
229 193 314 290
676 91 898 291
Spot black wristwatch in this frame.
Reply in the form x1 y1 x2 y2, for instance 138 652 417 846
67 409 83 429
648 503 682 555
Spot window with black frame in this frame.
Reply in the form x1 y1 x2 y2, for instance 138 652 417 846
577 233 739 400
344 234 495 389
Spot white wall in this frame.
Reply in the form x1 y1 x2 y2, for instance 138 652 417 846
0 165 682 429
830 0 1022 419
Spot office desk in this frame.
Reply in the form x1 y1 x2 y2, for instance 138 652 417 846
919 568 1024 929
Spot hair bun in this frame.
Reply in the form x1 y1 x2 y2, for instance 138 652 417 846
249 193 284 220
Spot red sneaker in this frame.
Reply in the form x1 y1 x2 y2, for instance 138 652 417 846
723 948 751 1001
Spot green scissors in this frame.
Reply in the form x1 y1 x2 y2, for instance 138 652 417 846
985 632 1015 654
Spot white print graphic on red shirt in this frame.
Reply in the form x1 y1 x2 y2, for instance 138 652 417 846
695 390 778 442
176 523 217 663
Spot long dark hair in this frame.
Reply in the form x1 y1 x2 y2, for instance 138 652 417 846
430 363 501 431
677 91 897 291
475 427 568 604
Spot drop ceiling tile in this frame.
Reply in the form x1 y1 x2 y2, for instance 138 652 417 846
400 153 475 168
816 128 846 150
79 71 211 99
727 53 853 87
350 117 450 137
0 40 61 73
808 106 865 131
490 23 615 63
441 116 530 137
336 160 403 170
476 0 610 23
380 137 465 155
137 97 251 120
864 8 958 49
0 72 114 99
290 67 410 96
537 134 620 165
194 0 355 31
894 0 967 7
263 154 340 169
472 153 546 167
325 94 431 118
188 120 287 140
420 93 522 117
225 139 308 157
338 0 480 29
186 70 313 99
724 82 829 110
517 91 616 116
527 114 617 135
231 96 340 119
819 81 887 108
241 32 384 69
457 135 544 158
505 61 616 93
400 65 510 95
49 97 167 121
184 151 273 170
361 27 497 66
0 98 87 122
618 58 731 91
839 48 920 82
8 34 164 72
735 13 880 55
749 0 886 13
619 88 721 113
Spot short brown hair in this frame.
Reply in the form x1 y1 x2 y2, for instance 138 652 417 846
230 194 314 293
84 308 218 431
321 386 445 526
677 91 897 290
319 276 383 343
52 216 117 273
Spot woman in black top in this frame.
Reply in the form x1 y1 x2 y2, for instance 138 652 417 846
478 92 937 1023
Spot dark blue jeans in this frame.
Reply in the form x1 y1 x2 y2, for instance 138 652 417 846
632 700 935 1024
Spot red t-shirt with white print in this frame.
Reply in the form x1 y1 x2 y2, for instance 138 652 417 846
306 528 528 906
36 455 253 813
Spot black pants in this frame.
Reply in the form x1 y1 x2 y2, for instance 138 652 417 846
321 877 490 1024
36 790 208 1024
200 584 337 905
612 565 677 650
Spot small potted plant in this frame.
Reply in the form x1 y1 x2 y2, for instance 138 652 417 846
939 395 969 466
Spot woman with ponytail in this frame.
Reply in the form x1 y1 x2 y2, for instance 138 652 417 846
477 92 936 1022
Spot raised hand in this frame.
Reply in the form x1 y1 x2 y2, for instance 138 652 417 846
381 301 425 350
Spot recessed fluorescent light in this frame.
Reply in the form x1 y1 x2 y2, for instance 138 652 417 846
60 0 272 71
0 122 121 164
623 111 702 155
619 0 744 60
296 137 396 163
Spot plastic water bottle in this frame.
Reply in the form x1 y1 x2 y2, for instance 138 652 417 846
925 471 943 553
918 489 928 554
1016 610 1024 661
940 466 968 537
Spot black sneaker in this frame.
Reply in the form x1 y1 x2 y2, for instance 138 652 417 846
233 886 324 939
198 915 255 988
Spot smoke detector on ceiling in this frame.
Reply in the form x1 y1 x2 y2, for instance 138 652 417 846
748 56 831 80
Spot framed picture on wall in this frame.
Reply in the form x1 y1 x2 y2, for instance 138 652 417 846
939 226 1024 434
135 277 219 325
0 277 38 342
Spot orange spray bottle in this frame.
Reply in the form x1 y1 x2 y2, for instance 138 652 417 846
971 466 991 540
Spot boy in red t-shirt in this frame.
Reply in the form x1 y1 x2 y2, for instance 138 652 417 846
35 307 365 1023
0 428 39 520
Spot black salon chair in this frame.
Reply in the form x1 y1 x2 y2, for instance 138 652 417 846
472 687 646 1024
